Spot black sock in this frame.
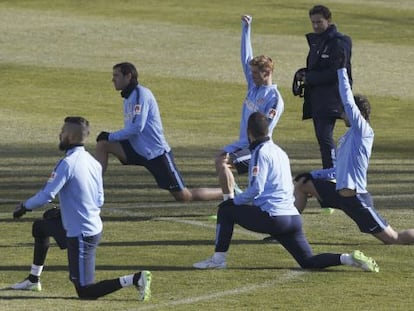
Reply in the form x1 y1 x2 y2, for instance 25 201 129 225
132 272 141 285
28 274 39 283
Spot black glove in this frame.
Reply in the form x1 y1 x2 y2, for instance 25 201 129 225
292 68 306 97
43 206 61 220
13 203 28 219
96 131 110 142
294 172 313 183
218 199 234 209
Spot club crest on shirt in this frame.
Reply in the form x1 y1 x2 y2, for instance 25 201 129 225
134 103 142 115
48 171 57 183
268 108 277 119
252 165 259 176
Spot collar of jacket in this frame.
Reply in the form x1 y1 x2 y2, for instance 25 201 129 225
306 24 338 42
249 136 270 151
65 144 84 153
120 81 139 98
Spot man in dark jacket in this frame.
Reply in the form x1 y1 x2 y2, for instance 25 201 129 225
295 5 352 169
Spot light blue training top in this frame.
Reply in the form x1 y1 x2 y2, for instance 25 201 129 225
234 139 299 216
224 18 284 153
109 85 171 160
311 68 373 193
24 146 104 237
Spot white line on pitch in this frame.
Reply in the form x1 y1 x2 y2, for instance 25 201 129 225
132 270 306 311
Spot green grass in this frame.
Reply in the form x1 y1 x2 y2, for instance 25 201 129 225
1 0 414 310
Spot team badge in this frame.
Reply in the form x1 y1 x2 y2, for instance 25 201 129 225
134 104 142 115
268 108 277 119
48 171 57 183
252 166 259 176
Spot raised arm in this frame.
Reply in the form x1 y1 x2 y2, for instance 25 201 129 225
241 15 253 87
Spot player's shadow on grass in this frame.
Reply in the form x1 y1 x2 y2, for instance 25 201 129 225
0 292 139 302
98 239 364 247
0 264 197 272
0 292 77 300
98 239 275 247
0 239 364 249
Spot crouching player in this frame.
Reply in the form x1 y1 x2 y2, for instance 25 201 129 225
194 112 379 272
9 116 152 301
294 65 414 245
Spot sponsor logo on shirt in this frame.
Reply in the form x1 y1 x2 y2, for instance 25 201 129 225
48 171 57 183
252 165 259 176
256 98 265 106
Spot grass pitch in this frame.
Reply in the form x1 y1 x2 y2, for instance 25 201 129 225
1 1 414 310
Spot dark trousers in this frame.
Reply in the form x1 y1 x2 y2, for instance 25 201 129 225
32 217 123 300
312 117 337 169
67 233 124 300
32 214 67 265
215 203 341 269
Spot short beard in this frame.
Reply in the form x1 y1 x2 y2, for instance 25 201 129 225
59 139 70 151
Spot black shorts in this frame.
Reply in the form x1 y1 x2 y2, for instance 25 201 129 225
229 148 251 175
120 140 185 191
313 179 388 234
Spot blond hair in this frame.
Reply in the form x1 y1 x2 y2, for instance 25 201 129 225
249 55 274 73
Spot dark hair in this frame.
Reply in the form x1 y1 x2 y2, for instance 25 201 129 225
354 94 371 122
113 62 139 84
309 5 332 20
247 112 269 139
64 116 90 139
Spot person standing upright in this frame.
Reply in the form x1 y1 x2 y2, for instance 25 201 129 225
293 5 352 168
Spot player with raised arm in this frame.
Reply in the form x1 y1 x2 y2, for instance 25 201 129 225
294 59 414 245
215 15 284 202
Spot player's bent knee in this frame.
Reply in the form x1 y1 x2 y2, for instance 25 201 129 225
32 219 47 238
215 152 228 166
297 258 320 269
171 189 192 202
75 285 99 300
373 228 399 245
